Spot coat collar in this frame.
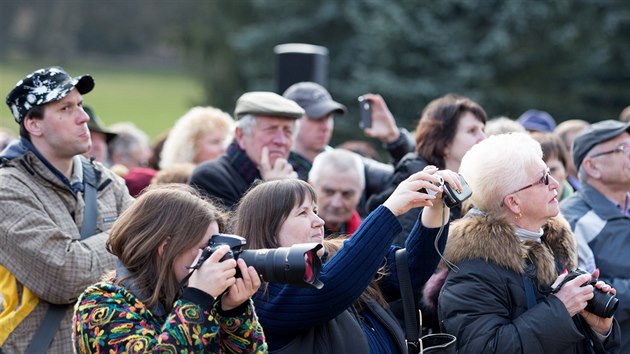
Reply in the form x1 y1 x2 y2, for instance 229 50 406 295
443 210 577 285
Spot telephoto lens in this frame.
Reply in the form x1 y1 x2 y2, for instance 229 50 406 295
206 234 324 289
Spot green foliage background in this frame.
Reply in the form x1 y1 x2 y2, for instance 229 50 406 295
1 0 629 148
0 61 202 140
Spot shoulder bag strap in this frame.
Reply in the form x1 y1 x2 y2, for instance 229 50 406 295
26 159 99 353
396 248 421 354
79 158 98 239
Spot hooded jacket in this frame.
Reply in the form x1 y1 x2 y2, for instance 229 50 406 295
438 211 620 354
0 139 133 353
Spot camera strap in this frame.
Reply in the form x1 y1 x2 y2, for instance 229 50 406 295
521 260 538 309
395 248 421 354
26 159 99 354
521 274 538 309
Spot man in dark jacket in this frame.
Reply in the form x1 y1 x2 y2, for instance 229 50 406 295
560 120 630 353
188 91 304 210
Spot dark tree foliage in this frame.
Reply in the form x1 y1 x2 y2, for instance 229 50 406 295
173 0 630 145
1 0 628 146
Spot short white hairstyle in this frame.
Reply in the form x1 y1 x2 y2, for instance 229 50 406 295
309 149 365 190
160 106 234 170
459 132 543 213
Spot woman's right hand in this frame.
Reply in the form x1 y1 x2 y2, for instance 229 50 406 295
552 272 594 317
188 245 238 298
383 165 442 217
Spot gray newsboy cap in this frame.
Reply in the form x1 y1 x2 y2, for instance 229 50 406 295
572 119 630 170
283 82 347 119
6 66 94 124
234 91 305 119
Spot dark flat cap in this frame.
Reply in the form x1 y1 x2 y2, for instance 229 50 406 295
282 82 346 119
6 66 94 124
572 120 630 170
234 91 304 119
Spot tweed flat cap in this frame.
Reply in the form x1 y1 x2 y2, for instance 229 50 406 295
234 91 304 119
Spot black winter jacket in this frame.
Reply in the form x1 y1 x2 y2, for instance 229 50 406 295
438 211 621 354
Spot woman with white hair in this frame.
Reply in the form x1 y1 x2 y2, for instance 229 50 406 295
160 106 235 170
438 132 620 353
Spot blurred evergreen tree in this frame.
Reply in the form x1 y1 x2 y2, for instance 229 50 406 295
2 0 628 147
175 0 630 147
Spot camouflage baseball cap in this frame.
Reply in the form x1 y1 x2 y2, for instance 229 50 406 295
5 66 94 124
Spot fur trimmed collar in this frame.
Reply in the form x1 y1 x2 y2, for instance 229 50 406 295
442 211 577 286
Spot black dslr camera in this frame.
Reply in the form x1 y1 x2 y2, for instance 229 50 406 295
553 268 618 318
196 233 324 289
423 174 472 208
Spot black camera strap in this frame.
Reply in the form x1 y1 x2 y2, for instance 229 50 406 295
395 248 421 354
26 159 98 354
521 260 538 309
521 274 537 309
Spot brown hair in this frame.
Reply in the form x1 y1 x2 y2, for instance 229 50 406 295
233 179 388 308
233 179 317 250
106 184 227 312
414 94 487 167
531 132 569 168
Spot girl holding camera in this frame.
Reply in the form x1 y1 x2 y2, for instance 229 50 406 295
73 184 267 353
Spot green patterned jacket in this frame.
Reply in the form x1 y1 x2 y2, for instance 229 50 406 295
73 279 267 353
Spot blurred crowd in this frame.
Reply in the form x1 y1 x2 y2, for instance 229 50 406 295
0 66 629 354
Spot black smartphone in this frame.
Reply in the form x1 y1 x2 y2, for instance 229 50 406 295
358 96 372 129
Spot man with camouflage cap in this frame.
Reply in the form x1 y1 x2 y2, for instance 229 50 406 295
189 91 304 210
0 67 133 353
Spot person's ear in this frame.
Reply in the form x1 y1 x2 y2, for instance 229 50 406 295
503 194 521 216
24 118 43 138
158 237 170 257
234 126 247 150
582 158 602 179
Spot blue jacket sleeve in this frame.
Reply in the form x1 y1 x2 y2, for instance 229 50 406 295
253 205 401 334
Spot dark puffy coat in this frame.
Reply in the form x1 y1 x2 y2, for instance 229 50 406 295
438 211 621 354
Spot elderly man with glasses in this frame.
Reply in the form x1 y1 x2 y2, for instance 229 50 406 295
559 119 630 353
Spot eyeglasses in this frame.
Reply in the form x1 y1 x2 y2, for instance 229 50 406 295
590 143 629 158
500 169 550 206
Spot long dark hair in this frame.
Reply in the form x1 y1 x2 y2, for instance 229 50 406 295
233 179 317 250
233 179 388 309
414 94 487 167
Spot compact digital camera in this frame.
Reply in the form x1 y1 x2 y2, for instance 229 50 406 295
197 233 324 289
553 268 618 318
423 174 472 208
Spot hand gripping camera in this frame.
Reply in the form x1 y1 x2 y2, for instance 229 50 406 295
196 233 324 289
423 174 472 208
553 268 619 318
